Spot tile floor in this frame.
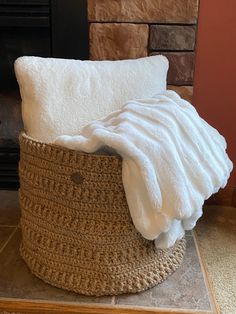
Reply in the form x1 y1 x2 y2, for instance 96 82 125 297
0 190 216 313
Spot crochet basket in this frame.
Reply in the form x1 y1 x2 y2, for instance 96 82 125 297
18 132 186 296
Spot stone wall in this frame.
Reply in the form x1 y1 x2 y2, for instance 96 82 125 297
88 0 199 102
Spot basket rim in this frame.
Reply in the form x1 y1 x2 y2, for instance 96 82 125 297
19 131 122 161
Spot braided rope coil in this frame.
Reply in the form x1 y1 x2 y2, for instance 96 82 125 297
19 132 186 296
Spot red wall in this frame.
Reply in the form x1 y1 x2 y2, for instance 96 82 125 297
193 0 236 186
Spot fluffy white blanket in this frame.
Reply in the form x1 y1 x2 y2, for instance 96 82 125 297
54 90 233 249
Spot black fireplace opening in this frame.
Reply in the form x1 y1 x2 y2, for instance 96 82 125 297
0 0 51 89
0 0 89 189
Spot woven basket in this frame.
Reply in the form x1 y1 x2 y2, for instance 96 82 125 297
18 132 186 296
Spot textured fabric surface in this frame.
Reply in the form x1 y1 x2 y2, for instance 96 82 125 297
14 55 168 143
19 133 186 296
55 90 233 249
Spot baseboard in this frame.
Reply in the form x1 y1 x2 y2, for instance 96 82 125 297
206 186 236 207
0 299 217 314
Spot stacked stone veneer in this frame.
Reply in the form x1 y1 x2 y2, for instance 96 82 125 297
88 0 199 102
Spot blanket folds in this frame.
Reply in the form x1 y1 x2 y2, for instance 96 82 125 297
54 90 233 249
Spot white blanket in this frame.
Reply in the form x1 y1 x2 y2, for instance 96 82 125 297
54 90 233 248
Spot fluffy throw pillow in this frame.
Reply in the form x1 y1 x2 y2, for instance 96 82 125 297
15 55 168 142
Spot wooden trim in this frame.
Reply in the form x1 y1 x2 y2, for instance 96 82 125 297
0 298 214 314
192 232 220 314
232 187 236 207
205 186 236 207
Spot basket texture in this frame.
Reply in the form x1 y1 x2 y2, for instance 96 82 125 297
19 132 186 296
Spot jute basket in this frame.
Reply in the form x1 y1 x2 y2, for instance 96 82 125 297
18 132 186 296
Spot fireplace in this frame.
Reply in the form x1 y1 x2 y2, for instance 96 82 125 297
1 0 199 189
0 0 89 189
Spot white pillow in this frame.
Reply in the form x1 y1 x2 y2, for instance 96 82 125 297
14 55 168 143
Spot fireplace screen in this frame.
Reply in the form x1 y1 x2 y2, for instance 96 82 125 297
0 0 89 189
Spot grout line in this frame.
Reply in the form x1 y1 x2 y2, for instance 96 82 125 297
0 226 18 255
150 49 195 53
88 21 197 26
